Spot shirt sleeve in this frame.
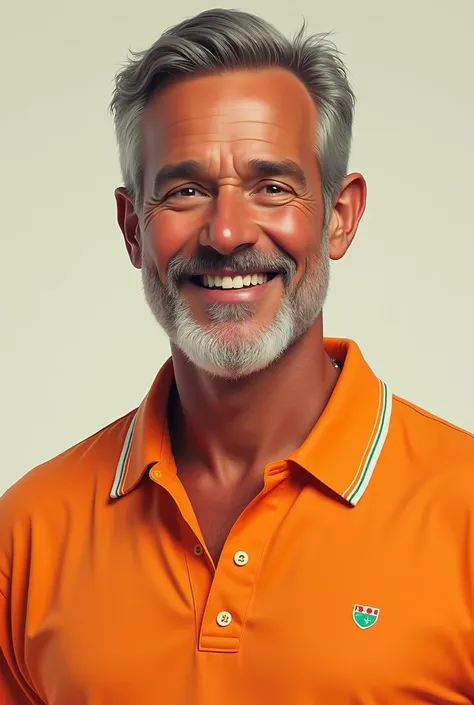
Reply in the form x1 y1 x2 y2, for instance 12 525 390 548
0 590 44 704
0 474 49 704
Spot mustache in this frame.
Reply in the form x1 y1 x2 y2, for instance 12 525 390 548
166 249 296 287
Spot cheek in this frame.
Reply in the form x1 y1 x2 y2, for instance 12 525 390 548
260 203 321 261
143 210 198 280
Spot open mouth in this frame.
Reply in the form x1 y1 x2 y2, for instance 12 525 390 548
189 272 278 290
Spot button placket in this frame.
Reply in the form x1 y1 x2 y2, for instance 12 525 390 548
199 475 297 653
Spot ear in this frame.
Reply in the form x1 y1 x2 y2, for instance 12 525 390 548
327 173 367 261
114 187 142 269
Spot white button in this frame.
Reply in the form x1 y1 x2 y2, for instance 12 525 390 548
193 545 203 556
216 611 232 627
234 551 249 566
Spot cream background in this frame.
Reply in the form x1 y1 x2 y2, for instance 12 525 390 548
1 0 473 494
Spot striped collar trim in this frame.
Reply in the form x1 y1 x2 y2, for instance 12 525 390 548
110 411 139 499
342 380 392 506
109 357 174 500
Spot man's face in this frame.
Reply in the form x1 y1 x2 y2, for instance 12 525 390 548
137 68 330 378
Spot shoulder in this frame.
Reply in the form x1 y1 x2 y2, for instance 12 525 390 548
0 410 136 593
1 409 136 513
391 393 474 459
389 393 474 505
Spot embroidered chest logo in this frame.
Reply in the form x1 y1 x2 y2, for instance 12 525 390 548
353 604 380 630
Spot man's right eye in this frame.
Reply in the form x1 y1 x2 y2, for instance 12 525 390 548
168 186 206 198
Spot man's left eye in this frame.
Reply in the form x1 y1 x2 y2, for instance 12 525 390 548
262 184 286 195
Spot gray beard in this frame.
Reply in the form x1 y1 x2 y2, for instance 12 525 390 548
141 234 330 379
206 302 256 324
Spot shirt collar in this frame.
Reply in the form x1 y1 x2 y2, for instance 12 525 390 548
110 339 392 506
289 339 392 505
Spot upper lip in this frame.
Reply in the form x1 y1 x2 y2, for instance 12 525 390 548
192 269 278 277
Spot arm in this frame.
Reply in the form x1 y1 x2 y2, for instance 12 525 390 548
1 592 44 705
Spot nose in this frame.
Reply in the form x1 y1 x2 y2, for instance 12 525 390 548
199 187 260 255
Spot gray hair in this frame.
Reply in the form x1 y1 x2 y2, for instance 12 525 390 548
110 8 355 224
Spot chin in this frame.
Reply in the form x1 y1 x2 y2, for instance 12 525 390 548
181 350 275 381
173 326 290 381
207 319 264 342
168 294 297 379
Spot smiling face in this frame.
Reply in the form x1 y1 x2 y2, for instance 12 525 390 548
123 68 333 378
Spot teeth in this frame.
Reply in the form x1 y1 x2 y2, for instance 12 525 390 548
200 273 272 289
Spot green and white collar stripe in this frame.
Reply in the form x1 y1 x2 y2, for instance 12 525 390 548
343 380 392 506
110 411 138 499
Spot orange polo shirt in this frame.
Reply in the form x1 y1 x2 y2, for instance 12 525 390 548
2 338 474 705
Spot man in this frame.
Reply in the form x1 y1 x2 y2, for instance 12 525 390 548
1 7 473 704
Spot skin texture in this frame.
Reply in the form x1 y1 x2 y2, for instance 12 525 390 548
115 68 366 563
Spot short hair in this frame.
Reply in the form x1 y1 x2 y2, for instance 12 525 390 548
110 8 355 224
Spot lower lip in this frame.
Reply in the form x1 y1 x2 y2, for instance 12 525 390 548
186 275 281 303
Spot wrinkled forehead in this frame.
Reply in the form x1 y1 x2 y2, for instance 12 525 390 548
141 68 318 167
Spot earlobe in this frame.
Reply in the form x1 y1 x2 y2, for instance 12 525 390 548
328 173 367 262
328 212 348 261
114 186 142 269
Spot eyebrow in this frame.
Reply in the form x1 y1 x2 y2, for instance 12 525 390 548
247 158 308 190
152 160 202 197
151 158 308 198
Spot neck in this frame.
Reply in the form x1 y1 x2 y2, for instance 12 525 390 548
168 320 339 484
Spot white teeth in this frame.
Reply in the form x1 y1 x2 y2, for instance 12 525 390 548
200 273 273 289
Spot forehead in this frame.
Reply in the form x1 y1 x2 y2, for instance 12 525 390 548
141 68 317 170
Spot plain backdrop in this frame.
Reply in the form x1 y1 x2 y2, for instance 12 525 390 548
1 0 473 494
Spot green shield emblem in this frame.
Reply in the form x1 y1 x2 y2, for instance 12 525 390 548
353 604 380 630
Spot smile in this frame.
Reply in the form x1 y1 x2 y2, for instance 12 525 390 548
192 272 277 290
186 271 282 304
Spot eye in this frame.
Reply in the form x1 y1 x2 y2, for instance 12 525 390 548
259 183 292 196
167 186 207 199
263 184 283 194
